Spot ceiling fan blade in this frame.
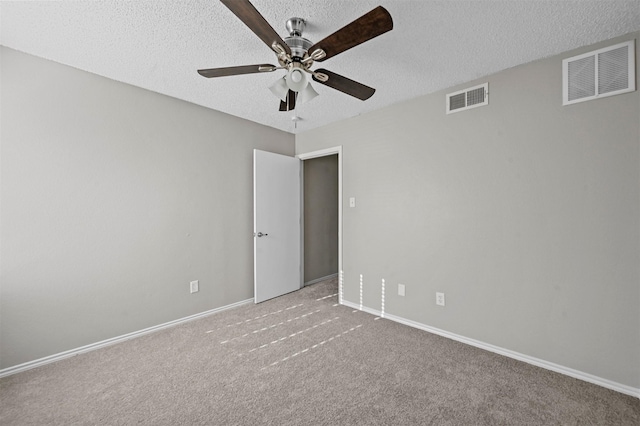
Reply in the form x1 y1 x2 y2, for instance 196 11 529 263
220 0 292 56
279 90 297 111
197 64 276 78
309 6 393 62
312 69 375 100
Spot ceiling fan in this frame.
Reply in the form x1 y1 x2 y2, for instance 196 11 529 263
198 0 393 112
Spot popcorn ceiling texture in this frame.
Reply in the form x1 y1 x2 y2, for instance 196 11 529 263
1 0 639 133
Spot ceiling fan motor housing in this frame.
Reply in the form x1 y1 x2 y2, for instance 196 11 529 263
285 36 312 60
284 17 312 59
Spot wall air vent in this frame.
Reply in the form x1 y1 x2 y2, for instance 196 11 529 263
446 83 489 114
563 40 635 105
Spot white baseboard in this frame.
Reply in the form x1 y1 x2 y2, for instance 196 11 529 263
304 273 338 286
0 298 254 379
341 300 640 399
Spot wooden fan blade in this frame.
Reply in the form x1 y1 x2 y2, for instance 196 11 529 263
197 64 276 78
279 90 297 111
312 69 375 100
220 0 291 55
309 6 393 62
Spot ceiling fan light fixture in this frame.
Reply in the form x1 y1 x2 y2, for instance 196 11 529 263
269 77 289 101
285 68 308 92
297 82 319 104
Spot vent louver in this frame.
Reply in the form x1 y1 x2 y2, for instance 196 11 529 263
567 56 595 101
563 40 635 105
446 83 488 114
449 93 466 111
599 44 630 94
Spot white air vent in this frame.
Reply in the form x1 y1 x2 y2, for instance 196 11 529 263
446 83 489 114
563 40 635 105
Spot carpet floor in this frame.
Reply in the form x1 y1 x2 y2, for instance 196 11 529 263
1 277 638 425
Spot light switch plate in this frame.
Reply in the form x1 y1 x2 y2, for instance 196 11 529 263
349 197 356 208
398 284 405 297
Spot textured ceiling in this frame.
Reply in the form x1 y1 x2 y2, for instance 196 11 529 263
1 1 639 133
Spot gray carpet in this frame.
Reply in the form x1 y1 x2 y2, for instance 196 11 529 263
1 278 638 425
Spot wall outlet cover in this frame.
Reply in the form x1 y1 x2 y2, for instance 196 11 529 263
398 284 405 296
190 280 199 294
436 292 445 306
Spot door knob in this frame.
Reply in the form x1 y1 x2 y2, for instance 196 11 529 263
255 232 268 237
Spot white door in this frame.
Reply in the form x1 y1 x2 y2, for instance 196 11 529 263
253 149 301 303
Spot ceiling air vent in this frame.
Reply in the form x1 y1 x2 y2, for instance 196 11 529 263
446 83 489 114
563 40 635 105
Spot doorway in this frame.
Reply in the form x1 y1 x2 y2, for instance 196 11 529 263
297 147 342 287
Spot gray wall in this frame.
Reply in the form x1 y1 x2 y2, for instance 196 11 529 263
303 155 338 283
296 33 640 389
0 47 294 369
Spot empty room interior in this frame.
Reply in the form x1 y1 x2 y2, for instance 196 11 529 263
1 0 639 424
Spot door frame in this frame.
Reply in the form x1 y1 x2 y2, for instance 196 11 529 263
296 146 343 286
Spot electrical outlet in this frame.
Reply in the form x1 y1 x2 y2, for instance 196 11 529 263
190 280 199 294
436 292 445 306
398 284 405 297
